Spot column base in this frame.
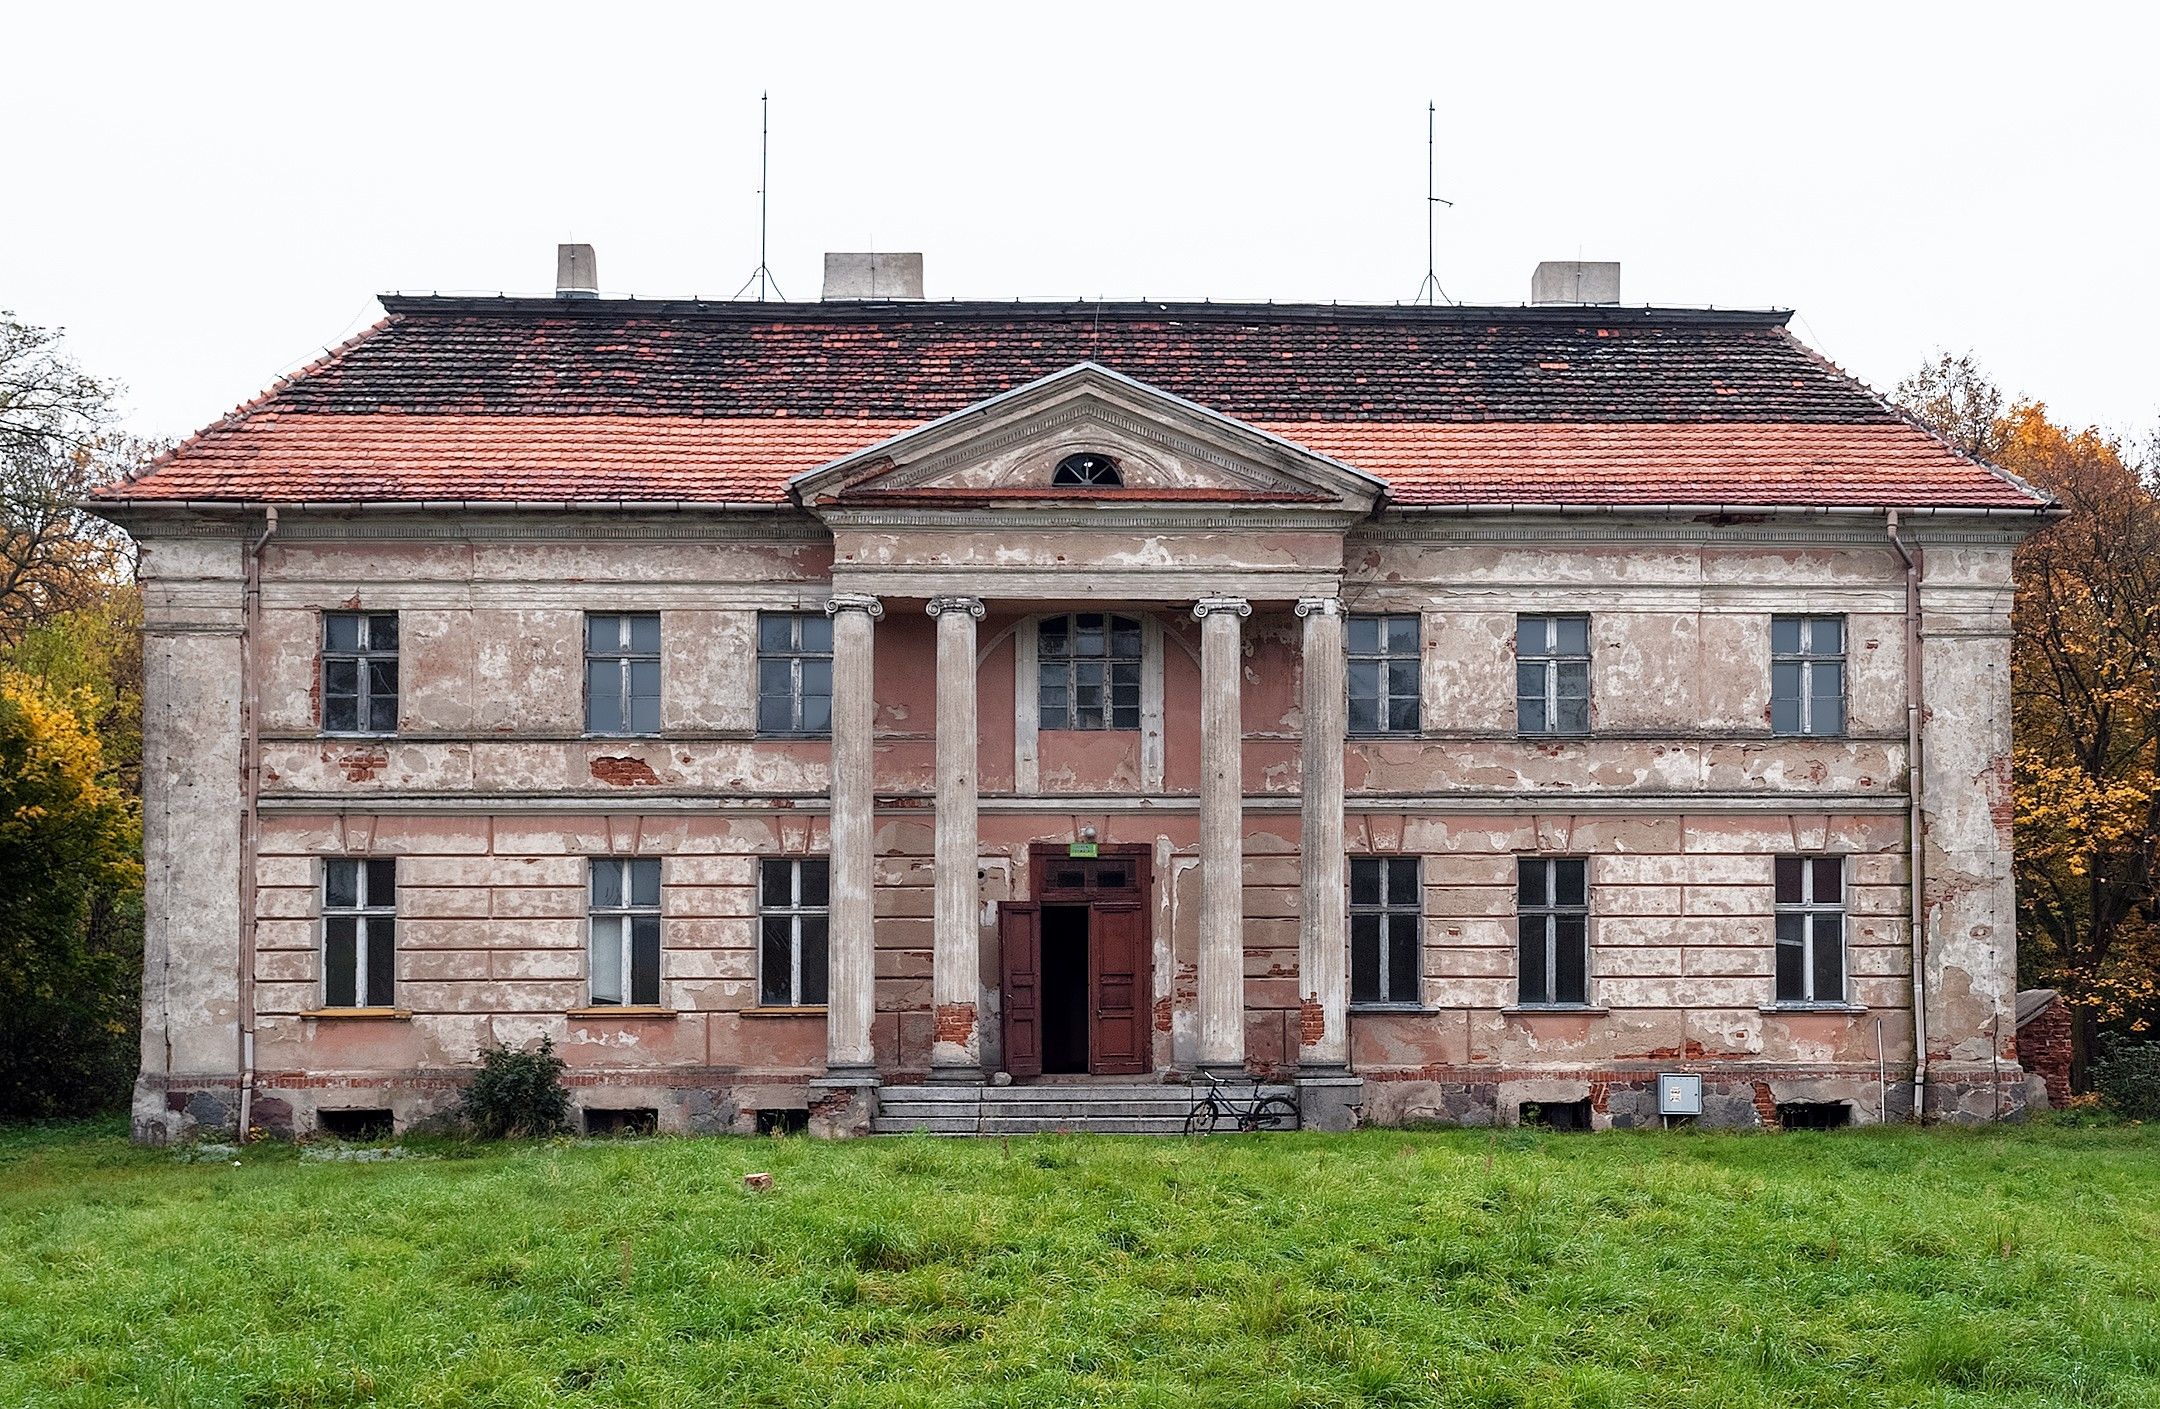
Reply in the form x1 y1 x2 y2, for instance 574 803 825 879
1295 1069 1366 1132
808 1068 880 1139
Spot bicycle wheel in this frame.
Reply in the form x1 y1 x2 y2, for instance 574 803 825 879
1184 1102 1222 1136
1242 1096 1300 1132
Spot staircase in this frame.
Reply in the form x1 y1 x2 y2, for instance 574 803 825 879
871 1081 1298 1136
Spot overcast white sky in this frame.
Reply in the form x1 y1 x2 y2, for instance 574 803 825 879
8 3 2156 443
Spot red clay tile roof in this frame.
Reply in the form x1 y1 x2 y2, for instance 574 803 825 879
98 298 2048 511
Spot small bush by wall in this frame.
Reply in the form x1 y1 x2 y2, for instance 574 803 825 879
2093 1040 2160 1122
460 1038 571 1138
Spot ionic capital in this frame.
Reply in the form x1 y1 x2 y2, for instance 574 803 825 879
1192 596 1252 621
825 593 885 621
926 595 987 620
1294 597 1343 618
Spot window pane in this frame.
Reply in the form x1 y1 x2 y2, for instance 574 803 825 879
630 918 662 1005
1387 616 1419 653
1774 857 1804 906
629 859 661 908
1348 696 1381 734
1518 617 1548 656
1350 859 1383 906
1554 616 1589 655
798 614 831 653
325 917 358 1007
1038 618 1068 656
758 695 793 734
588 614 618 651
1555 681 1590 736
366 919 397 1007
800 659 831 701
1771 617 1802 655
799 859 829 907
1554 858 1587 908
1387 696 1418 733
761 916 794 1005
369 614 399 651
799 693 831 733
1111 620 1141 657
590 917 624 1004
1556 660 1590 703
1074 618 1105 656
628 693 660 736
1386 913 1418 1002
1039 696 1069 731
799 918 829 1005
1812 917 1845 1001
324 657 359 697
628 661 661 726
758 659 793 699
1387 858 1418 906
1518 916 1548 1005
325 859 358 909
1388 658 1419 701
761 859 792 908
1811 858 1842 905
1775 913 1806 1001
324 693 359 733
1554 915 1588 1004
1517 857 1548 908
1348 660 1380 708
1770 694 1801 736
592 859 623 909
1346 616 1380 654
586 662 622 734
324 614 360 651
365 859 396 906
628 615 660 653
1350 914 1381 1003
759 615 793 652
1810 617 1842 655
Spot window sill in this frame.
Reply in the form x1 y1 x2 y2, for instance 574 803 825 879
567 1005 679 1019
318 733 397 742
1760 1002 1868 1015
300 1007 411 1021
739 1005 828 1019
1503 1005 1610 1017
1348 1002 1439 1014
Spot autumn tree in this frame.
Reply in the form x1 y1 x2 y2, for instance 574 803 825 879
1899 357 2160 1078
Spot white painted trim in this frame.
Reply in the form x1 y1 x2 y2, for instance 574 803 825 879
1013 617 1039 793
1140 614 1165 791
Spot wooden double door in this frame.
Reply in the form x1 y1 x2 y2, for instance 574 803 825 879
999 846 1153 1078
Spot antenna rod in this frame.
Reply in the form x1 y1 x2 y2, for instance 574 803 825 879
1414 99 1454 306
734 91 786 301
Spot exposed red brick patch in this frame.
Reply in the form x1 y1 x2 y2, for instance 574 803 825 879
1751 1081 1781 1130
1299 997 1326 1047
590 756 661 786
331 749 388 782
2016 994 2072 1107
1153 996 1174 1034
933 1002 976 1047
1982 755 2015 843
1589 1079 1610 1114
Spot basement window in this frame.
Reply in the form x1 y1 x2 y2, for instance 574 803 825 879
756 1108 810 1136
1776 1101 1852 1131
317 1108 393 1140
1520 1099 1592 1131
585 1108 659 1137
323 859 397 1009
322 612 398 735
1051 452 1122 487
589 858 662 1006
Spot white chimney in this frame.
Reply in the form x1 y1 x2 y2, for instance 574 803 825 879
556 243 599 299
822 252 925 301
1531 260 1621 306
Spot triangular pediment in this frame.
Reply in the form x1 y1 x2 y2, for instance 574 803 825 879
790 362 1383 512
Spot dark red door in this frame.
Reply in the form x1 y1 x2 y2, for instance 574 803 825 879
1090 903 1147 1075
999 903 1042 1078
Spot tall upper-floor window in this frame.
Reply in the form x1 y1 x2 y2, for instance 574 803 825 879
589 857 662 1006
1349 856 1420 1005
1518 857 1590 1007
1517 615 1590 736
1771 616 1845 737
760 857 830 1007
1347 615 1420 735
1039 613 1141 731
1774 856 1846 1005
323 858 396 1009
322 612 398 735
586 613 661 736
757 613 833 735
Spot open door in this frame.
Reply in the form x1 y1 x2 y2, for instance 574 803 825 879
1090 903 1148 1075
999 902 1042 1079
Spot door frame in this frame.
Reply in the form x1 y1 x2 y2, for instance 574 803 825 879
1001 843 1154 1077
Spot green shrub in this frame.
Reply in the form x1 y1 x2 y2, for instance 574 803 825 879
2093 1040 2160 1121
459 1038 571 1138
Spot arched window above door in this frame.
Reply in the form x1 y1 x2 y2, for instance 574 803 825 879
1051 452 1123 487
1038 613 1141 730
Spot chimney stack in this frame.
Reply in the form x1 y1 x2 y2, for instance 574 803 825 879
1530 260 1621 306
556 243 599 299
822 252 925 301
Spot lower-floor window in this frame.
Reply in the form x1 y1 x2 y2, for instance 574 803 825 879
590 858 662 1006
760 858 830 1006
324 858 396 1008
1518 857 1590 1006
1350 857 1420 1004
1775 856 1846 1004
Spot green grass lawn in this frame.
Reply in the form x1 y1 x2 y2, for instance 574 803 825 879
2 1122 2157 1408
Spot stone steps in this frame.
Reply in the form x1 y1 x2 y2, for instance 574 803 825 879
870 1082 1299 1136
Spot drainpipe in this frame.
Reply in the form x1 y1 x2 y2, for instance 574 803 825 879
1887 509 1928 1120
236 507 278 1140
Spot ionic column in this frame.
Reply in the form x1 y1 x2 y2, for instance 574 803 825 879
823 593 883 1079
926 595 986 1081
1193 596 1251 1074
1296 597 1349 1072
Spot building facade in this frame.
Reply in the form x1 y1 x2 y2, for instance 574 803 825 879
98 267 2053 1140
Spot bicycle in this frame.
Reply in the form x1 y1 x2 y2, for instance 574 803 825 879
1183 1069 1300 1134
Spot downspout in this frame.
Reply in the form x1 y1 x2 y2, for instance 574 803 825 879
236 506 278 1140
1887 509 1928 1121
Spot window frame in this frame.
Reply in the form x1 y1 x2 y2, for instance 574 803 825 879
588 857 664 1007
321 611 399 737
1346 614 1422 736
322 857 397 1010
1348 855 1423 1008
758 857 831 1008
1770 615 1847 738
585 612 662 737
1516 856 1592 1008
1773 855 1849 1007
1037 612 1143 732
1516 614 1592 738
756 612 834 737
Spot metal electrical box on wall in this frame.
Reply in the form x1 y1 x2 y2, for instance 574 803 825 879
1657 1073 1704 1116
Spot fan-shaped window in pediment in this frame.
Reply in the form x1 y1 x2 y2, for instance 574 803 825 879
1051 452 1123 488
